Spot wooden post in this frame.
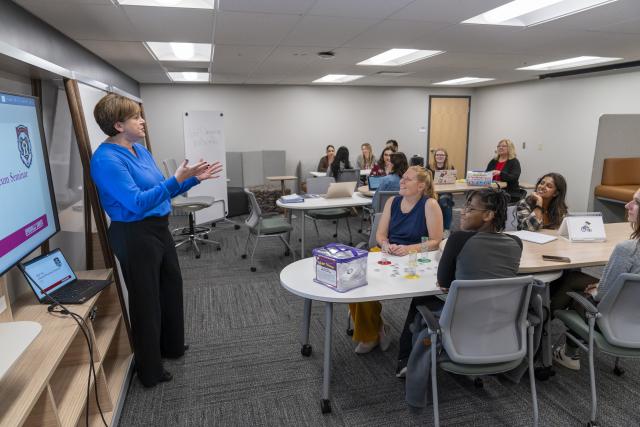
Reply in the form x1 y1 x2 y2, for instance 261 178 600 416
0 275 13 322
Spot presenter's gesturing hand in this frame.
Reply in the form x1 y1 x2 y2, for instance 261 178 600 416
174 158 210 183
196 161 223 182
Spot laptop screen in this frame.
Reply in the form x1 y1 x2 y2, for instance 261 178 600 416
20 249 76 301
368 175 383 190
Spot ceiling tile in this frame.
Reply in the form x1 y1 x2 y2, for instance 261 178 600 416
217 0 314 14
343 19 450 49
389 0 508 24
211 45 273 74
77 40 155 67
122 5 214 42
308 0 414 19
282 15 378 47
214 11 300 46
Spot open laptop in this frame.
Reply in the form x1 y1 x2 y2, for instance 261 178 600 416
325 181 356 199
433 169 457 185
18 248 112 304
367 175 384 191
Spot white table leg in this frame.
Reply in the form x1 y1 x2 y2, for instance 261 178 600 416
321 302 333 414
300 209 306 258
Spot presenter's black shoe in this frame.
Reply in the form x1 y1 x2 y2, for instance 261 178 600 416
162 344 190 359
159 369 173 383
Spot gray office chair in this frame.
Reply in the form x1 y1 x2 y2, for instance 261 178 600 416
554 273 640 427
305 176 353 244
162 158 221 259
335 168 360 187
359 190 398 235
413 276 539 427
242 188 295 272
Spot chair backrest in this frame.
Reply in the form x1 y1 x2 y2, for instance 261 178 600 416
306 176 335 195
373 190 399 213
439 275 533 364
336 169 360 188
243 188 262 228
504 205 518 231
368 213 383 249
596 273 640 348
162 158 179 177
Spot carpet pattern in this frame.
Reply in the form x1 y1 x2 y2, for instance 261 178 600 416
118 213 640 427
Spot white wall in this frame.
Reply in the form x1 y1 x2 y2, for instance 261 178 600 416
140 84 471 178
470 70 640 210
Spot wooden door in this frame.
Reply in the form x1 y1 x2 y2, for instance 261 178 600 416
427 96 470 176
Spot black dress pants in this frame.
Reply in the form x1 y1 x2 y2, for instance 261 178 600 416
109 216 185 387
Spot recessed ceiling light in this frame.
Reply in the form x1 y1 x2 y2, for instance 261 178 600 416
167 72 210 82
145 42 212 62
117 0 214 9
517 56 622 71
357 49 444 66
462 0 618 27
312 74 364 83
434 77 495 85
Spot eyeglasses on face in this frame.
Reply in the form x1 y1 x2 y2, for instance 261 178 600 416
462 204 488 213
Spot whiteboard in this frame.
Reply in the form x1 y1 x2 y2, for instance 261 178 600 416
183 111 228 224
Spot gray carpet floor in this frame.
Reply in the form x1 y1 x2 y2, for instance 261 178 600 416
118 213 640 427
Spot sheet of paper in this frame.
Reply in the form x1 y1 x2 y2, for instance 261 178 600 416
506 230 558 244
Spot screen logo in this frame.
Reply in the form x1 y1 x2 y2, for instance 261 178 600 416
16 125 33 168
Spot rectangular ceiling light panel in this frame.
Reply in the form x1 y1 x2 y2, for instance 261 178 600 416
517 56 622 70
118 0 214 9
434 77 495 85
145 42 212 61
168 72 210 82
462 0 618 27
312 74 364 83
357 49 444 66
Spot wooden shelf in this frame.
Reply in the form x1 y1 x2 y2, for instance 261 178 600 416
49 363 99 427
92 314 121 362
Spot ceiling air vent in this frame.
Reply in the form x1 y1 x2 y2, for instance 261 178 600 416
375 71 412 77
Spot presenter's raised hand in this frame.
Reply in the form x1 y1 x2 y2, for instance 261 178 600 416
175 158 209 183
196 161 223 182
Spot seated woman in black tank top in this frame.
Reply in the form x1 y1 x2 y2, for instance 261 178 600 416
349 166 444 354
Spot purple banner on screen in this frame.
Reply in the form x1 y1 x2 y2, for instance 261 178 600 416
0 214 48 257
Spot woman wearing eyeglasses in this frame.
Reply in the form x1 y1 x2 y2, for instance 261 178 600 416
349 166 443 354
486 139 522 203
516 172 568 231
552 188 640 371
396 188 523 378
429 148 455 230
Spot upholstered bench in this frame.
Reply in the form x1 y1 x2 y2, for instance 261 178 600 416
594 157 640 204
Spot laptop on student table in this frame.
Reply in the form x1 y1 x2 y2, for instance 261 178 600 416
19 248 112 304
367 175 384 191
433 169 457 185
325 181 357 199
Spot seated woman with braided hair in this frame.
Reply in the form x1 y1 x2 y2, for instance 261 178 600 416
395 188 523 378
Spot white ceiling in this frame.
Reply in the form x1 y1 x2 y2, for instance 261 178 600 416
12 0 640 87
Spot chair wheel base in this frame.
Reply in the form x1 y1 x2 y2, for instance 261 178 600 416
234 225 241 230
346 328 353 336
332 234 338 238
301 344 312 357
613 366 625 376
250 267 256 272
534 366 555 381
284 250 290 256
320 399 331 414
473 378 484 388
241 254 247 259
357 229 362 233
196 254 201 259
216 247 222 251
203 234 209 239
586 421 598 427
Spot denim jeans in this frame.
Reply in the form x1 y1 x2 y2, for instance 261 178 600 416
438 193 454 230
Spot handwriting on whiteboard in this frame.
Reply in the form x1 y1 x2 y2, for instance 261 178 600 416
187 127 223 148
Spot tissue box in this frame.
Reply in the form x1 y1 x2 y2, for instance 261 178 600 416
312 243 368 292
466 170 493 186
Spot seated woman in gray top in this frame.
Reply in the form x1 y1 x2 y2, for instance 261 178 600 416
356 143 376 170
326 146 351 179
396 188 523 377
516 172 568 231
553 187 640 371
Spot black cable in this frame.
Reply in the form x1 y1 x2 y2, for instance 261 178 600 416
26 270 109 427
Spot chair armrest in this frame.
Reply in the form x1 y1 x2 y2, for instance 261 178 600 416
566 291 599 315
416 305 440 333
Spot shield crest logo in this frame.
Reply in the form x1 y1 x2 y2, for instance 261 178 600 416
16 125 33 168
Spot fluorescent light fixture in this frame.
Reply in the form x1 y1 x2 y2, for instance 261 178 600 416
434 77 495 85
517 56 622 71
117 0 214 9
357 49 444 66
463 0 618 27
145 42 212 62
167 72 210 82
312 74 364 83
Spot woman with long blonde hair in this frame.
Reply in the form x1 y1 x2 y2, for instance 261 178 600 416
357 143 376 170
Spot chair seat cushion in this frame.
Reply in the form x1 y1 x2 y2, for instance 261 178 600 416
594 185 637 203
172 196 215 211
555 310 640 357
253 217 293 235
307 208 351 219
440 357 522 376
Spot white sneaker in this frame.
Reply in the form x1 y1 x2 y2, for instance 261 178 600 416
355 340 378 354
553 345 580 371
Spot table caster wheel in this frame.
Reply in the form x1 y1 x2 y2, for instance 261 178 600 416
320 399 331 414
196 254 201 259
474 378 483 388
346 328 353 336
234 224 241 230
535 366 555 381
250 267 256 272
241 254 247 259
586 421 598 427
284 250 290 256
301 344 312 357
203 234 209 239
332 233 338 238
216 246 222 251
613 366 625 376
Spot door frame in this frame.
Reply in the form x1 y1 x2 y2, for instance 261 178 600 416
427 95 472 174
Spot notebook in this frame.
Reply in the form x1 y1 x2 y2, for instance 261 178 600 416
325 181 356 199
367 175 384 191
506 230 558 244
18 249 111 304
433 169 457 184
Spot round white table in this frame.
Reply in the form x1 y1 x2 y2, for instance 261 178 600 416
0 321 41 380
276 193 372 258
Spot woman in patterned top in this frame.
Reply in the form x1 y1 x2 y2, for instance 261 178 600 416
516 172 568 231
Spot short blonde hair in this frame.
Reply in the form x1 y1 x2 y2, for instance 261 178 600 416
408 165 437 199
494 139 517 160
94 93 141 137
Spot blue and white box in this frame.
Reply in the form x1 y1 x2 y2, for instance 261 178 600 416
312 243 368 292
